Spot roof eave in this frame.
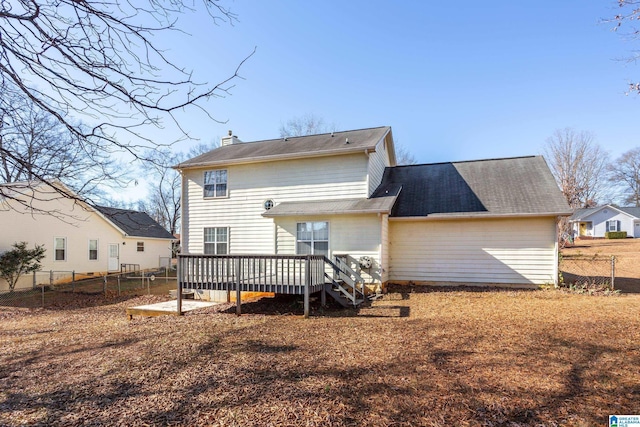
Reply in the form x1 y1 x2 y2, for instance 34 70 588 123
173 144 378 170
262 208 392 218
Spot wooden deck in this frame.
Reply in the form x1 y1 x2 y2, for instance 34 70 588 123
176 254 329 317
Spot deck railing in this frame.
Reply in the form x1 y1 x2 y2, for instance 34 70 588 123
177 254 327 317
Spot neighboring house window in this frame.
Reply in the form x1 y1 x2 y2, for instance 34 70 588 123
296 222 329 256
137 241 144 252
89 239 98 260
606 220 620 232
204 227 228 254
204 170 228 198
54 237 66 261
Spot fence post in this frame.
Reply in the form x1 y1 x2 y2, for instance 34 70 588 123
117 274 121 296
49 270 53 288
103 275 107 296
41 282 44 308
72 271 75 292
33 271 36 289
611 256 615 290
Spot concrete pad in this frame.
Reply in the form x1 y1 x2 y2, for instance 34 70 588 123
126 299 218 319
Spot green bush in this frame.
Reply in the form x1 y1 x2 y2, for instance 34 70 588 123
605 231 627 239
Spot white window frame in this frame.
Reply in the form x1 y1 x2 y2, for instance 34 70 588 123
296 221 329 257
203 169 228 198
204 227 229 255
54 237 67 261
137 241 145 252
88 239 99 261
606 220 619 232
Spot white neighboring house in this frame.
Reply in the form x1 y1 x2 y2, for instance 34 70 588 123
569 205 640 238
175 126 571 300
0 181 174 292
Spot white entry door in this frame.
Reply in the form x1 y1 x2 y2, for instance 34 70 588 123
108 244 119 272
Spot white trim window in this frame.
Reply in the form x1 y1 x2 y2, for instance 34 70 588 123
88 239 98 261
606 220 620 232
204 227 228 255
54 237 67 261
137 241 145 252
296 222 329 256
204 170 228 198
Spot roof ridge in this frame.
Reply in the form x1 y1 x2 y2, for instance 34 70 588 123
237 125 390 145
390 155 539 168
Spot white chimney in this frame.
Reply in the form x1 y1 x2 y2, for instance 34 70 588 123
221 130 242 146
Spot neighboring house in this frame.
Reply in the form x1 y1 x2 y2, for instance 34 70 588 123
0 181 174 292
175 126 570 298
569 205 640 238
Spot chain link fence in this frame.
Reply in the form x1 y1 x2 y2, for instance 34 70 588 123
0 266 177 308
560 252 640 293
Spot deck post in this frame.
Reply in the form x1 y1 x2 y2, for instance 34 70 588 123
176 256 182 316
321 283 326 307
236 257 242 316
304 256 310 318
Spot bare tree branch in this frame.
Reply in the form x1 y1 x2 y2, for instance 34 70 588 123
608 147 640 206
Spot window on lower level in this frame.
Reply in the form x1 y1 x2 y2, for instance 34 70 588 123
54 237 66 261
296 221 329 256
89 239 98 260
606 220 620 232
204 227 228 254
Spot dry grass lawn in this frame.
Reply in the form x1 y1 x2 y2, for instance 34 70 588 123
1 287 639 427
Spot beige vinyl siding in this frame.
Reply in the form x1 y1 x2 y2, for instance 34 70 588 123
183 154 370 254
389 217 557 285
275 214 382 282
367 137 390 196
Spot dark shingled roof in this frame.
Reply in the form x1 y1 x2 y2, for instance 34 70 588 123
372 155 571 217
176 126 391 168
93 206 174 239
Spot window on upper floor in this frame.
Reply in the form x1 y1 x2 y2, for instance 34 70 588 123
204 227 228 254
137 241 145 252
296 222 329 257
204 169 228 198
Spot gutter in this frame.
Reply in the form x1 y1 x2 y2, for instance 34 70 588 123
389 211 573 221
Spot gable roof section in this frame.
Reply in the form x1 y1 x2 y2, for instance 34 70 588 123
93 206 174 239
372 155 571 218
175 126 391 169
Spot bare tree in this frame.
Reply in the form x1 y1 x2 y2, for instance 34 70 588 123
279 114 337 137
138 141 219 236
609 147 640 206
612 1 640 94
543 128 610 209
0 1 252 205
0 86 125 199
395 142 418 165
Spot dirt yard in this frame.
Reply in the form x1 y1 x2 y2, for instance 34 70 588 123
1 287 639 426
561 238 640 293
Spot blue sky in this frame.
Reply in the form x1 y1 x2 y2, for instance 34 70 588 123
156 1 639 166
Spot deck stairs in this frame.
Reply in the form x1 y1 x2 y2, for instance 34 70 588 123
323 255 366 307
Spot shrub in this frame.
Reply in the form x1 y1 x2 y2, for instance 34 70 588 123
605 231 627 239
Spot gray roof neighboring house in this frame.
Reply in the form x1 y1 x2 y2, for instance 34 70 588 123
175 126 393 169
570 205 640 221
372 155 571 218
93 206 174 239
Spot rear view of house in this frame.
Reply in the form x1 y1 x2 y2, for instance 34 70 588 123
175 126 570 307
